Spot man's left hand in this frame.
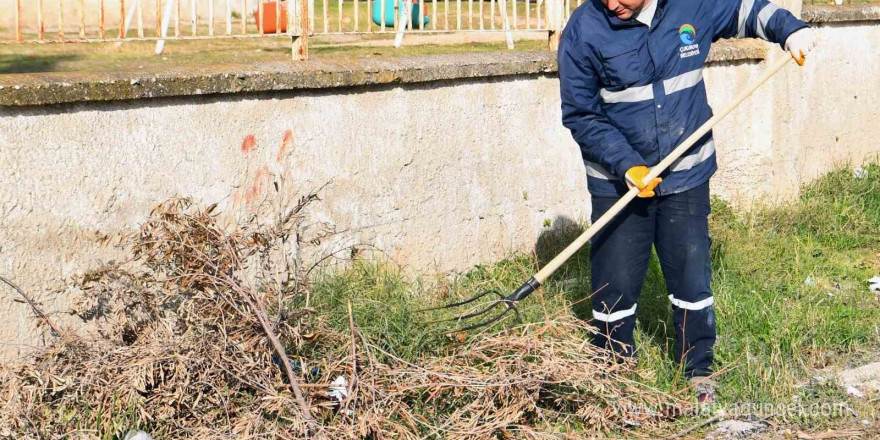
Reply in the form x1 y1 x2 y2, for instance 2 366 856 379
785 28 818 66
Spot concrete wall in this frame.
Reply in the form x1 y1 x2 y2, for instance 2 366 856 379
706 21 880 204
1 8 879 360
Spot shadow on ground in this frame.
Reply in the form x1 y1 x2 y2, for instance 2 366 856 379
0 54 80 74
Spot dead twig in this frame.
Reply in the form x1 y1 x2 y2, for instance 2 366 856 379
797 428 870 439
0 275 62 337
240 284 322 436
343 300 358 414
666 414 724 439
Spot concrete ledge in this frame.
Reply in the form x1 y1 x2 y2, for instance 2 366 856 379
5 51 554 107
0 40 767 107
803 5 880 23
706 39 770 63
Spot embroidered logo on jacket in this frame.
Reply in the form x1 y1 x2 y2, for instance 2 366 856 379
678 24 700 58
679 24 696 44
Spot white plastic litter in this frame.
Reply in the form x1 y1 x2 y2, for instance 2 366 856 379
706 420 766 440
846 385 866 398
328 376 349 402
853 166 867 179
869 276 880 292
123 430 154 440
805 276 815 286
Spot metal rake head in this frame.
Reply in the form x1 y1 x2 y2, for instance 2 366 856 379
417 289 520 334
417 277 541 334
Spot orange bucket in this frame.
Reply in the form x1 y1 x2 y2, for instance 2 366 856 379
254 2 289 34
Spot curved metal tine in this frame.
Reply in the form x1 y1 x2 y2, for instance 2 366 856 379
424 299 502 325
427 290 510 324
508 301 520 325
444 301 519 334
415 288 501 313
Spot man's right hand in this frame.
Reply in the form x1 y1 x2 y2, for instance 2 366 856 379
625 165 662 198
785 27 818 66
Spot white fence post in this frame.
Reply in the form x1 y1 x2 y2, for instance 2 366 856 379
499 0 513 49
394 0 411 47
546 0 560 49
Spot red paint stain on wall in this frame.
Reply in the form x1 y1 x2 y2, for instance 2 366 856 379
277 130 294 162
241 134 257 153
245 165 270 204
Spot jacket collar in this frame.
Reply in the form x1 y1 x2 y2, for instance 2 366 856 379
600 0 667 29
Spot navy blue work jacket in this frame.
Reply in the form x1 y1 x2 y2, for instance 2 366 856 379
558 0 808 196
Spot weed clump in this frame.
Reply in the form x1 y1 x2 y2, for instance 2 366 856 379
758 162 880 249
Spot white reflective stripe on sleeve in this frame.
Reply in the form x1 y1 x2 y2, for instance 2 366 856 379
736 0 756 38
755 3 780 40
668 295 715 311
592 304 637 322
670 139 716 173
585 161 616 180
600 84 654 104
663 68 704 95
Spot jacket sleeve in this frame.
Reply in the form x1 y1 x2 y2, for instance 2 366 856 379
712 0 809 47
558 29 646 181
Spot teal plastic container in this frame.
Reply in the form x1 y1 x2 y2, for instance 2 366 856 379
371 0 430 27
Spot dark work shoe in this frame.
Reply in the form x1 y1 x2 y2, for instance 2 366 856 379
689 376 717 404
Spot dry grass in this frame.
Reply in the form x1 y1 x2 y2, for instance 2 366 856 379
0 36 548 74
0 197 682 439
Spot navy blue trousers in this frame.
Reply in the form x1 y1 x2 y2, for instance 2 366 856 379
589 182 715 377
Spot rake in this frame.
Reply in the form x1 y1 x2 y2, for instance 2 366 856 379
420 54 795 333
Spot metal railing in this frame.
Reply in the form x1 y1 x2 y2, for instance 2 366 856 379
805 0 879 4
3 0 580 57
6 0 303 42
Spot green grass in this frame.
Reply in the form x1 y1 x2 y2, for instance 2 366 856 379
301 161 880 434
0 36 547 74
52 394 145 440
0 0 559 74
300 254 570 363
704 163 880 402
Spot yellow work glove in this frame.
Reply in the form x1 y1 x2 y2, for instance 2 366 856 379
625 165 662 198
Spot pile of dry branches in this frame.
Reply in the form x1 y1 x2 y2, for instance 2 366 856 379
0 198 681 439
335 314 683 439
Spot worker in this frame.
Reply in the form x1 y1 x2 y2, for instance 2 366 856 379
557 0 816 403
